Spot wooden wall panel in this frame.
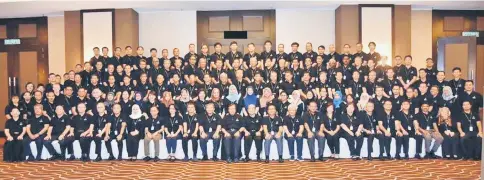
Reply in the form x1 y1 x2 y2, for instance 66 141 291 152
114 8 139 56
444 44 468 79
0 53 8 130
0 25 6 39
444 16 465 31
18 24 37 38
243 16 264 31
477 45 484 94
393 5 411 61
209 16 230 32
19 51 38 88
64 11 82 71
477 17 484 31
197 10 275 53
335 5 359 53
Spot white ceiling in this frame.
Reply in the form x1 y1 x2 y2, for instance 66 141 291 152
0 0 483 18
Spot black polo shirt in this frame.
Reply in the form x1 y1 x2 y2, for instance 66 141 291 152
222 114 243 131
459 91 483 114
243 115 262 132
145 116 163 133
183 114 199 133
359 112 378 132
458 112 480 133
395 111 415 132
29 115 49 134
50 115 71 136
108 114 126 136
5 118 25 136
71 114 94 133
397 66 417 83
199 113 221 133
262 116 283 133
377 111 396 132
414 112 434 131
280 81 297 95
339 113 360 132
283 115 304 133
93 114 109 133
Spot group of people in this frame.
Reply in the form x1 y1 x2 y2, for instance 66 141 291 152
3 41 483 164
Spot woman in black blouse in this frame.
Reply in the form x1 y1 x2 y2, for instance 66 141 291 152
164 104 183 161
126 104 146 161
322 104 341 159
339 103 363 160
436 107 458 159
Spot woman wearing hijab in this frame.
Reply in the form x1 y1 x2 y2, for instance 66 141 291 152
133 92 144 112
289 90 305 117
333 91 346 115
441 86 459 118
357 92 371 112
224 85 243 114
104 92 116 115
127 104 147 161
242 86 259 116
259 87 276 116
175 88 191 116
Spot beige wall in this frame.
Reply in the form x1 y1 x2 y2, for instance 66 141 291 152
48 16 66 76
411 10 432 70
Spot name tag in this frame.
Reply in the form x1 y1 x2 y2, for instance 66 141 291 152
151 126 155 131
371 129 375 134
188 129 191 134
350 125 353 131
407 126 411 131
469 126 473 132
171 131 174 135
426 126 430 130
98 130 102 134
389 91 393 96
387 127 390 132
209 127 212 133
291 130 295 134
312 127 316 132
343 75 346 80
114 131 118 135
271 131 275 136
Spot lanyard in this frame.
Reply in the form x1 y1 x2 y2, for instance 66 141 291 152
98 115 105 129
151 117 157 128
270 118 275 131
290 117 296 130
463 113 472 123
310 114 317 128
386 113 391 127
170 117 175 128
114 116 121 130
206 115 214 124
188 115 195 125
366 114 374 129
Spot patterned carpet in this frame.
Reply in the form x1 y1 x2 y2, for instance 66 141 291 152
0 153 481 180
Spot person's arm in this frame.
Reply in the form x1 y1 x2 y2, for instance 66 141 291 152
477 120 482 137
378 121 386 133
413 120 422 135
183 122 188 136
38 123 49 136
175 125 183 135
45 126 53 139
283 125 291 135
340 123 352 134
457 122 465 137
192 122 199 136
4 129 13 141
119 122 127 136
26 124 34 138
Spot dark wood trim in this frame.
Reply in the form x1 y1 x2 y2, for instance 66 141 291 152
436 36 477 80
80 9 115 61
358 4 395 56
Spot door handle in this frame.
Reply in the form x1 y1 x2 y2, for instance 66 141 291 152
8 77 11 87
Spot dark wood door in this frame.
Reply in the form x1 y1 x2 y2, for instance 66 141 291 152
0 17 48 131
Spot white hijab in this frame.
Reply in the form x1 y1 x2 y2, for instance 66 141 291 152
129 104 143 119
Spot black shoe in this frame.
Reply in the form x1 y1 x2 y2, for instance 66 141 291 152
117 156 123 161
367 156 373 161
404 154 409 160
153 156 160 162
94 155 102 162
213 157 219 161
278 157 284 163
318 156 324 161
59 154 66 161
257 156 262 162
415 154 422 159
67 155 75 161
244 157 250 162
265 158 270 163
395 155 401 160
310 156 316 162
378 155 384 161
108 155 115 161
143 157 151 162
227 158 233 163
202 155 208 161
386 156 393 160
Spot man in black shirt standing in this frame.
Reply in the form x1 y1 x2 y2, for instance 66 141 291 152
23 104 49 161
457 101 482 160
288 42 304 63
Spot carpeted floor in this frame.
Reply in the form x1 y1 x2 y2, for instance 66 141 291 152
0 150 481 180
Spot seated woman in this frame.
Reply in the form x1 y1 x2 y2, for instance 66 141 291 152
126 104 147 161
339 103 363 160
322 103 341 159
3 108 26 162
223 85 243 114
436 107 459 160
242 86 259 117
259 87 276 116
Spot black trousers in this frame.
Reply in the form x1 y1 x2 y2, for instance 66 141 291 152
244 131 262 158
77 136 92 156
341 131 363 156
182 135 199 158
4 136 23 162
108 135 124 158
44 135 74 156
460 132 482 159
127 134 140 157
377 133 391 156
364 133 375 157
23 135 45 159
324 132 340 154
94 135 113 156
442 134 458 157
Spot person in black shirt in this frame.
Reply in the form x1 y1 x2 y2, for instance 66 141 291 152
435 107 459 159
4 108 26 162
199 103 222 161
280 70 297 95
43 106 74 161
92 103 111 161
376 100 394 160
263 104 284 163
23 104 49 161
283 104 305 161
71 103 94 162
108 104 127 160
143 106 164 162
288 42 304 63
414 103 442 159
322 103 340 159
457 101 482 160
126 104 146 161
359 102 377 160
395 101 420 160
367 42 381 65
397 55 418 89
221 104 244 163
225 41 243 65
243 43 260 68
339 103 364 160
181 102 199 162
449 67 465 97
460 80 483 115
303 42 318 63
303 101 325 161
242 104 263 162
260 40 276 66
184 44 198 66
